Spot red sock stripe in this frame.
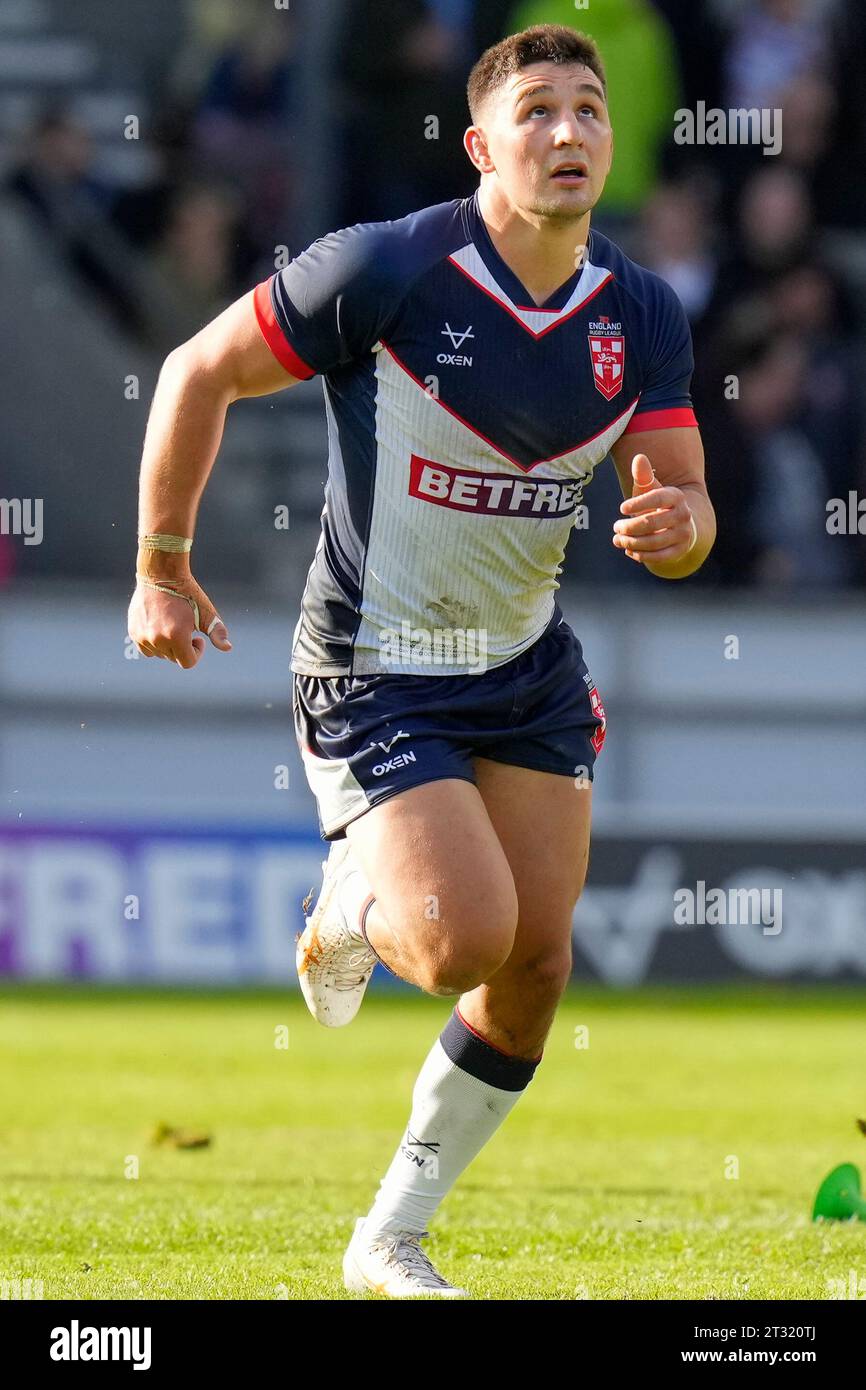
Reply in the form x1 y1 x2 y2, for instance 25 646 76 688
455 1005 543 1064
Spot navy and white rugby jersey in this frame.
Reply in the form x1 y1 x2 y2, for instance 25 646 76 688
254 190 698 677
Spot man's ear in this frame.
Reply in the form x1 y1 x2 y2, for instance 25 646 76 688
607 127 614 174
464 124 494 175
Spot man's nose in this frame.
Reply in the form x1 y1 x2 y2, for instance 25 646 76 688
552 112 584 145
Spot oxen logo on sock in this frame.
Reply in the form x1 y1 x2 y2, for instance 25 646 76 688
402 1128 441 1168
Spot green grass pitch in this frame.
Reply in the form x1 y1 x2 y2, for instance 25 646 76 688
1 985 864 1300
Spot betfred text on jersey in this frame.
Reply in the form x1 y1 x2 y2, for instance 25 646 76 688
409 455 589 520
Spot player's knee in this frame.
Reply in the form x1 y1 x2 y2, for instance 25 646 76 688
392 873 518 994
521 942 574 1005
417 911 517 995
419 939 512 995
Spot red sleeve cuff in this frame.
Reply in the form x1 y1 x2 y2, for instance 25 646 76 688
624 406 698 433
253 279 315 380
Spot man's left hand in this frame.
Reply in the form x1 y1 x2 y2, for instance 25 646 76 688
612 453 698 565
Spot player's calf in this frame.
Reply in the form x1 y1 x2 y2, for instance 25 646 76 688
460 933 575 1058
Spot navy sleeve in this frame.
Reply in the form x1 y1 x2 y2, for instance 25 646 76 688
253 223 402 378
625 273 698 432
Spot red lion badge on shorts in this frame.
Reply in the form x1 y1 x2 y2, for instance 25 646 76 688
588 685 607 755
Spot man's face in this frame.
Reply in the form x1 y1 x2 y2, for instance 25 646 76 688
471 62 613 220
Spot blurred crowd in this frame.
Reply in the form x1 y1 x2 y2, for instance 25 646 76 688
5 3 300 351
2 0 864 589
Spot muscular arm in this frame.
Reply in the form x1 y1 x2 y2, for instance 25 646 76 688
609 426 716 580
129 289 299 667
138 288 299 541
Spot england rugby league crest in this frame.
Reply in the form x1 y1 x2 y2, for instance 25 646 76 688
588 316 625 400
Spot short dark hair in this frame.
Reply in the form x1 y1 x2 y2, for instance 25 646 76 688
467 24 607 123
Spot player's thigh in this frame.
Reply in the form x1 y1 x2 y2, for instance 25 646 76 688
344 777 519 972
472 757 592 964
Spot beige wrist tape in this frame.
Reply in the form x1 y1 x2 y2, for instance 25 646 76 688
138 533 193 553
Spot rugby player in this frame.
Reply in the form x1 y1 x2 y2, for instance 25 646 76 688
128 24 715 1299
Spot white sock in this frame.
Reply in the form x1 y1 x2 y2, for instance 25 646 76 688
364 1007 542 1237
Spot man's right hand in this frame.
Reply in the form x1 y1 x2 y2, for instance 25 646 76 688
127 575 232 669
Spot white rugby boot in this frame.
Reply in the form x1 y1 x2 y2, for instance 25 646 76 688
295 839 378 1027
342 1217 470 1299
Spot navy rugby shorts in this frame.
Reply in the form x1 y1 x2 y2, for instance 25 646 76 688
292 605 607 841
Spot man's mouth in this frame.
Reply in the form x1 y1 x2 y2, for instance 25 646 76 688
550 164 588 184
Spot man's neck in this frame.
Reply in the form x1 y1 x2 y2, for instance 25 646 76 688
476 180 591 307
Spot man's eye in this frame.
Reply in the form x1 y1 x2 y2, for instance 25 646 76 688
581 106 598 118
529 105 548 117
